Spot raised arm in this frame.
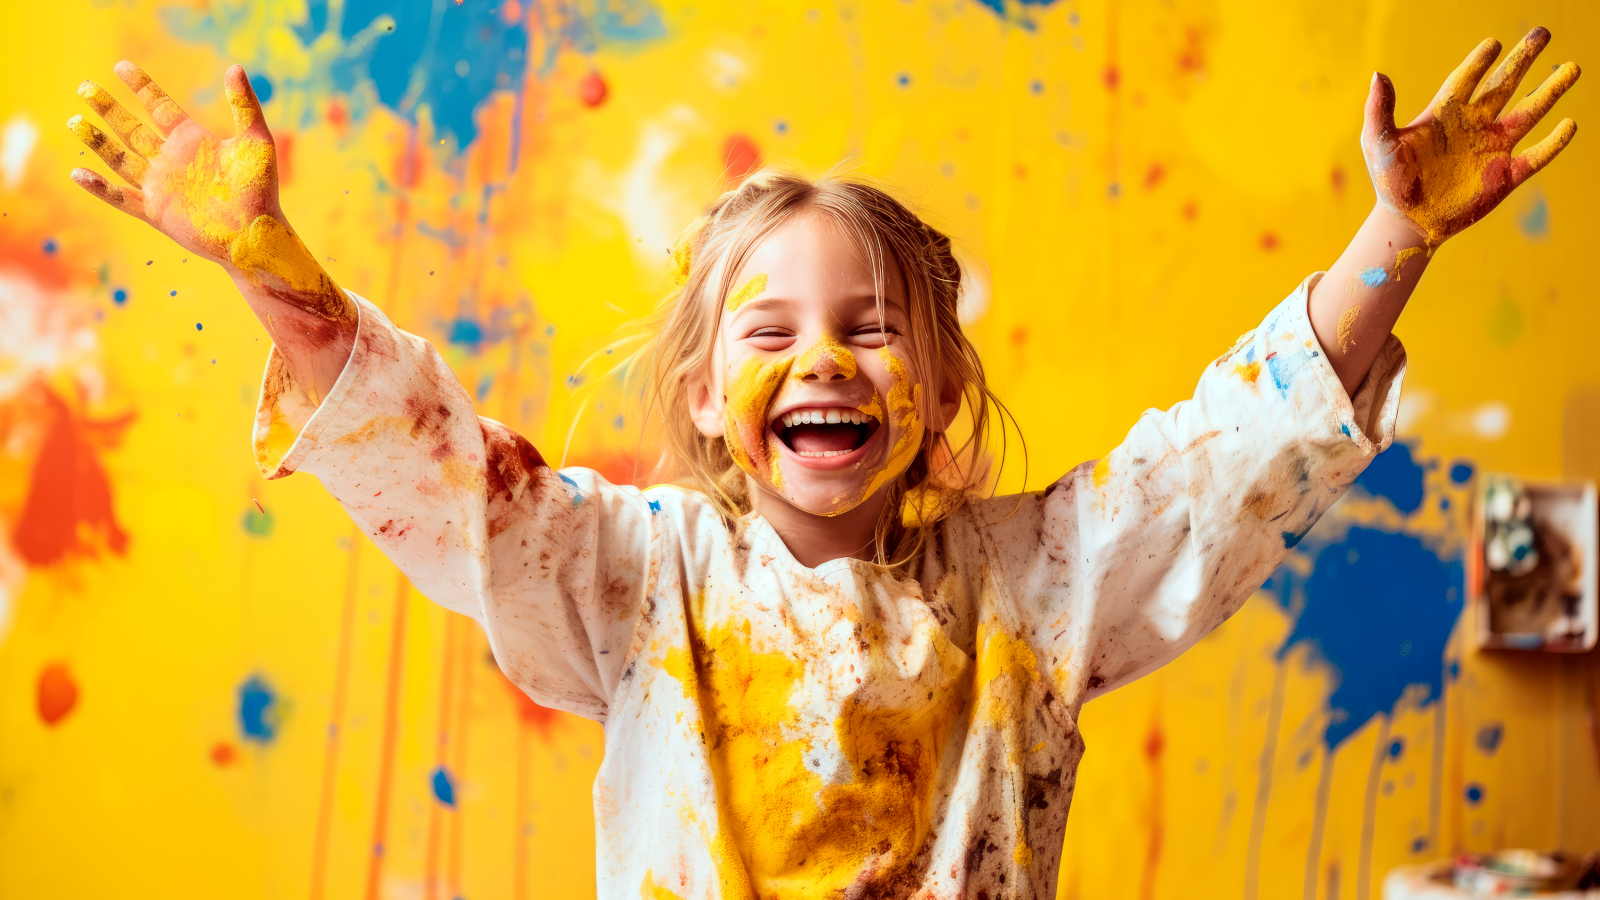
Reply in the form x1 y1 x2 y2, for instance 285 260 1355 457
1311 28 1579 396
67 62 355 404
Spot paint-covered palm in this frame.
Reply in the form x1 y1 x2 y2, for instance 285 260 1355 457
68 63 351 323
1362 28 1580 248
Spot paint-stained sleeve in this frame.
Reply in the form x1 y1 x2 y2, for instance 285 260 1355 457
249 293 661 722
980 272 1406 700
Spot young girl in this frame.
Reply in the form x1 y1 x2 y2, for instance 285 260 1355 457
66 30 1577 899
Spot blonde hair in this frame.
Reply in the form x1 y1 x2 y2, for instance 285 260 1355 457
621 168 1020 566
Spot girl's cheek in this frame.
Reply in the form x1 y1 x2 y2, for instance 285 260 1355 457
722 355 793 484
851 347 926 507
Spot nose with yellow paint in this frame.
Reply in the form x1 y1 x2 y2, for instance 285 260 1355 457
793 333 858 383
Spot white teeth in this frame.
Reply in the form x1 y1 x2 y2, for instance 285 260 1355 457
778 408 874 428
797 449 853 458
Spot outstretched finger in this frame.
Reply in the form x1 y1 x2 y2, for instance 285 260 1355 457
70 167 149 222
1510 118 1577 187
77 80 163 158
113 61 191 135
1430 37 1502 112
1362 72 1399 155
1471 27 1550 117
1503 62 1582 142
223 65 270 138
67 115 148 185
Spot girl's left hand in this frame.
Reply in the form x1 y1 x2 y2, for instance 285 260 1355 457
1363 27 1579 247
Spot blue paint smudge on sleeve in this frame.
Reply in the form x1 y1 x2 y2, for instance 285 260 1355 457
237 675 280 744
1267 527 1463 749
1449 461 1474 485
647 499 662 514
1357 266 1389 288
559 472 584 506
430 765 456 806
1265 349 1307 399
1353 442 1426 516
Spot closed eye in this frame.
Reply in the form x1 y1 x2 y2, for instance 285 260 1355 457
849 324 900 348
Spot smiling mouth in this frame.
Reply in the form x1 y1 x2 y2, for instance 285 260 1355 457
774 408 881 458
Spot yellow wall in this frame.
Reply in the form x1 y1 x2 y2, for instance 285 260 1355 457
2 1 1597 898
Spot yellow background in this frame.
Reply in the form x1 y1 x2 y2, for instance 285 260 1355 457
2 0 1598 898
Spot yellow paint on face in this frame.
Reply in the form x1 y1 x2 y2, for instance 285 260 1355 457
850 348 925 508
667 616 966 898
722 355 794 486
725 273 768 312
792 332 858 381
1336 306 1360 352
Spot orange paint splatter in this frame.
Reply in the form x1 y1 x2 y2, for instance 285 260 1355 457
1010 326 1028 347
1143 163 1165 189
37 662 79 726
12 384 134 566
1330 166 1347 196
722 134 760 182
579 71 608 108
211 741 238 766
1102 67 1120 90
1180 201 1198 221
276 132 295 187
499 0 523 25
498 666 560 739
1233 361 1261 384
1259 232 1280 252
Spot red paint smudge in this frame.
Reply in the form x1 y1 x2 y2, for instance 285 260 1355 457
1013 163 1028 180
722 134 761 182
499 0 523 24
37 662 79 726
276 133 295 187
12 383 134 566
496 666 560 740
325 99 348 132
211 741 238 766
254 498 266 514
579 71 608 108
1010 326 1028 347
1331 166 1347 196
1259 232 1280 252
1180 201 1198 221
1140 720 1164 900
592 452 647 488
1177 27 1207 74
1102 67 1120 90
1143 163 1166 190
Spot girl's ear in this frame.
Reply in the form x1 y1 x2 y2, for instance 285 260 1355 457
687 371 726 439
932 370 963 433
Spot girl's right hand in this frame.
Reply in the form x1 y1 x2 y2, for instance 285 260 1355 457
68 62 353 324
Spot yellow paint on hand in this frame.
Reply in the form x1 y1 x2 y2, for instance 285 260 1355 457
793 333 858 381
1232 360 1262 384
68 115 148 184
1336 306 1360 352
77 80 163 158
722 355 793 486
1394 245 1427 274
229 215 354 321
725 273 768 312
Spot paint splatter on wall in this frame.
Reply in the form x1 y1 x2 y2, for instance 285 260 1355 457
1 2 1597 899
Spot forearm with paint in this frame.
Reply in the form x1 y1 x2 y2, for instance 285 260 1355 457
1308 203 1429 397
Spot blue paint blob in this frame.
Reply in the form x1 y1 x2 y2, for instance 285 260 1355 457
1447 659 1460 681
430 765 456 807
613 415 625 430
896 72 911 87
447 316 484 347
775 120 788 134
237 675 280 743
1357 266 1389 288
1475 723 1503 755
1519 193 1549 239
1387 738 1404 760
976 0 1061 16
169 290 178 297
647 499 662 514
113 288 129 305
196 322 203 330
1439 497 1451 511
1029 79 1044 95
1464 783 1484 805
42 238 58 254
250 72 275 104
1411 837 1428 854
1269 527 1463 749
1449 461 1474 485
476 374 495 402
1353 442 1426 516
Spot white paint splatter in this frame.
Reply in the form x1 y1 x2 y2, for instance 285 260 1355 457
586 107 704 268
1470 401 1511 440
1 117 39 191
954 247 989 325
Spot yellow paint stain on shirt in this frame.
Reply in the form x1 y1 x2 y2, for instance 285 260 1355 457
640 871 686 900
1232 360 1262 384
1091 458 1111 490
1336 306 1360 352
722 355 794 487
974 622 1041 869
725 273 769 312
253 403 298 474
667 616 964 898
901 485 961 529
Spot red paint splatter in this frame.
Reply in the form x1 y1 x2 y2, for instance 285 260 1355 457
579 71 608 108
325 99 348 131
1331 166 1347 196
12 383 135 566
722 134 761 182
499 0 523 24
1010 326 1028 347
276 132 295 187
1177 27 1207 74
1143 163 1166 190
254 498 266 514
1180 201 1198 221
211 741 238 766
1140 720 1165 900
1259 232 1280 252
1102 67 1121 90
1013 163 1028 180
37 662 78 726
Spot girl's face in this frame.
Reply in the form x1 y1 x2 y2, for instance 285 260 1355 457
689 213 942 518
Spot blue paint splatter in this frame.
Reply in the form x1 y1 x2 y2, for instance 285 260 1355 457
1519 193 1548 239
1464 783 1484 805
1357 266 1389 288
42 238 58 254
1474 723 1503 755
113 288 128 305
896 72 911 87
647 499 662 514
196 322 204 331
612 415 625 430
169 290 177 297
430 765 456 806
1449 461 1474 485
1387 738 1404 760
237 675 280 743
1411 837 1428 853
559 472 584 507
476 374 494 402
1029 79 1044 95
976 0 1061 18
1264 349 1308 399
1353 442 1425 516
775 120 787 134
1268 527 1463 749
250 72 274 104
